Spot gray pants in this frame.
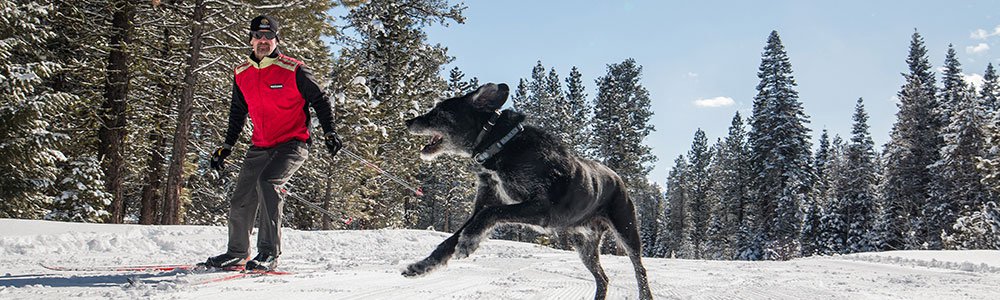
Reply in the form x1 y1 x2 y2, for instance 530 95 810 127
226 140 307 258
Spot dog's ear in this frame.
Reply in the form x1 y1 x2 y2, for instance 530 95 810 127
468 83 509 111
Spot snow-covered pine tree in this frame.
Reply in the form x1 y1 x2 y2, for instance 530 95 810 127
334 0 464 228
703 140 729 260
592 58 657 187
563 66 593 157
681 129 712 259
660 156 688 258
517 61 549 128
972 66 1000 250
938 45 964 128
707 112 751 260
801 130 830 256
636 182 666 257
0 0 75 218
981 63 999 114
843 98 879 253
943 201 1000 250
543 68 567 135
747 31 812 260
819 136 848 254
924 45 969 241
511 78 529 112
935 83 991 249
47 156 111 222
881 30 940 250
814 129 831 181
41 1 120 223
976 64 1000 214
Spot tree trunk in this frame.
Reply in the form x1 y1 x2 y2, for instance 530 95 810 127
140 27 173 225
322 175 333 230
99 0 133 224
162 0 204 225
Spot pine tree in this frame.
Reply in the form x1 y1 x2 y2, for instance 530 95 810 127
43 1 119 223
935 84 991 249
636 183 666 257
819 136 848 254
0 0 75 218
708 113 752 259
943 201 1000 250
543 68 566 134
511 78 530 112
981 63 999 113
923 46 972 244
881 30 940 250
592 58 657 187
518 61 549 128
843 98 879 253
938 45 964 127
660 156 688 258
814 129 831 181
334 0 465 228
747 31 812 260
47 156 111 222
563 67 593 157
801 130 829 256
682 129 712 259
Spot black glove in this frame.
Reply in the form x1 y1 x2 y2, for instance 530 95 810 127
210 145 232 171
324 132 343 157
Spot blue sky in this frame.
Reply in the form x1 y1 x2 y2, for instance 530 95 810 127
340 1 1000 186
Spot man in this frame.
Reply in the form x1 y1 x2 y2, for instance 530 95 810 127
204 15 342 271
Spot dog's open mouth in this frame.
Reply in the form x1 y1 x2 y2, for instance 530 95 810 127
421 134 444 155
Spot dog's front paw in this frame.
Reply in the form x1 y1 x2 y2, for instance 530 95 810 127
402 258 440 277
454 234 481 259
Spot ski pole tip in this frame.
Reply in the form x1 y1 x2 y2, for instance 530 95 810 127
415 187 424 197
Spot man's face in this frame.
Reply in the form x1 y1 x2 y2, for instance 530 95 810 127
251 30 277 58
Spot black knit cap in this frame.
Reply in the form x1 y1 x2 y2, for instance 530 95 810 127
250 15 279 32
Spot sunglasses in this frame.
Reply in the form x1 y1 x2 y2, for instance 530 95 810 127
251 31 277 40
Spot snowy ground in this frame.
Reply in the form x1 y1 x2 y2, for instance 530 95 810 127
1 219 998 299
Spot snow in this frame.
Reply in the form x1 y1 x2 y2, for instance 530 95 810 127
1 219 998 299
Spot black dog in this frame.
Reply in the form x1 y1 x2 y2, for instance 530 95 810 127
403 83 653 300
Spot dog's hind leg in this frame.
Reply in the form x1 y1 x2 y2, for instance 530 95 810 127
572 229 609 300
454 201 549 259
608 190 654 300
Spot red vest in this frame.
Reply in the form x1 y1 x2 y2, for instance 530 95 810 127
234 54 309 148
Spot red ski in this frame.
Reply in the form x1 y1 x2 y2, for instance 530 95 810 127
40 263 243 272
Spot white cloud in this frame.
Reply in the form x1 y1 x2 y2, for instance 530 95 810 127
684 72 699 78
693 96 735 107
966 43 990 54
965 73 985 88
972 29 991 40
971 25 1000 39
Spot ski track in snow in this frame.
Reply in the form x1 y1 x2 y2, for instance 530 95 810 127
1 219 999 300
